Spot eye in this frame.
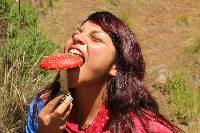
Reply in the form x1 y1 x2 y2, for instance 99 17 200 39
91 36 103 43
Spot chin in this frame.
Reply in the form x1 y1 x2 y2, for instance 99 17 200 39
67 67 80 84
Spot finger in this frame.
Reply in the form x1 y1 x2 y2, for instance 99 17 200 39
62 103 73 119
54 103 73 124
50 95 73 119
59 103 73 121
42 95 64 115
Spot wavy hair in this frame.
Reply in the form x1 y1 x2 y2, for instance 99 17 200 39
85 11 181 132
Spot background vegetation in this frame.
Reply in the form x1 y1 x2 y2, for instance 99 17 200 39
0 0 57 132
0 0 200 132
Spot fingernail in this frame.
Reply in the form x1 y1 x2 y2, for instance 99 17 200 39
66 95 73 103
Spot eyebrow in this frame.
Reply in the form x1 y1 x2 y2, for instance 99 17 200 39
76 27 83 32
90 30 103 34
77 27 103 34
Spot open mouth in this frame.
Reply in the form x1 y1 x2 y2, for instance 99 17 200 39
68 48 85 63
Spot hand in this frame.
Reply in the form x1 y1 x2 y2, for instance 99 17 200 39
37 94 73 133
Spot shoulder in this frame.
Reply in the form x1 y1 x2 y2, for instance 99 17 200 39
27 97 44 116
25 97 44 133
130 110 176 133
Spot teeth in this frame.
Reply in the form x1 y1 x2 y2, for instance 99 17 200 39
69 49 82 56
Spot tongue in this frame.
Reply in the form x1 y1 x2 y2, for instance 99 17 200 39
40 53 84 70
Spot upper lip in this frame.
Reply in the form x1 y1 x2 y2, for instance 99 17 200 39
68 46 85 61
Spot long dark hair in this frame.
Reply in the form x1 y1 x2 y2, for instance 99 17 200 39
85 11 181 132
33 11 182 132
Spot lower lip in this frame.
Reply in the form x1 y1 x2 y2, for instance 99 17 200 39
68 66 81 70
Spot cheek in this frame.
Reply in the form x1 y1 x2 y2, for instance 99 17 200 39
87 46 116 74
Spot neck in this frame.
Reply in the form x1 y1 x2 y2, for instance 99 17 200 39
74 80 107 129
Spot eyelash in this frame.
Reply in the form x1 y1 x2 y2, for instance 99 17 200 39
91 36 102 43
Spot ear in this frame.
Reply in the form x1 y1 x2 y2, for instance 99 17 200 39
109 64 117 77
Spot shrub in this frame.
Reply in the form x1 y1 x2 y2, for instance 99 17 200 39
0 0 13 17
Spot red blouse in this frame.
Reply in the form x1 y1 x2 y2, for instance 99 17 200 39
65 106 174 133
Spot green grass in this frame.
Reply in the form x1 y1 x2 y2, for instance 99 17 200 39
0 0 13 17
167 72 200 130
0 1 58 132
168 29 200 132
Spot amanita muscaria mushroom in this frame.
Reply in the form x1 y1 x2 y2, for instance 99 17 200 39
40 53 84 94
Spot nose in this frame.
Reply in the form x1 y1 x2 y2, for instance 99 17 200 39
64 32 86 53
72 32 86 45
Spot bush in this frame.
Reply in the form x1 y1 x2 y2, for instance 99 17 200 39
0 0 13 17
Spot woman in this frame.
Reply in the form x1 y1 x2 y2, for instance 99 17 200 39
26 11 182 133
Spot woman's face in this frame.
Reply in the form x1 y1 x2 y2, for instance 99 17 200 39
64 21 116 88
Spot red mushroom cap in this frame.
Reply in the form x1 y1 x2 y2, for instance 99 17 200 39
40 53 84 70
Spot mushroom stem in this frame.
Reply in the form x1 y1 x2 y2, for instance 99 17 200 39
60 70 69 95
